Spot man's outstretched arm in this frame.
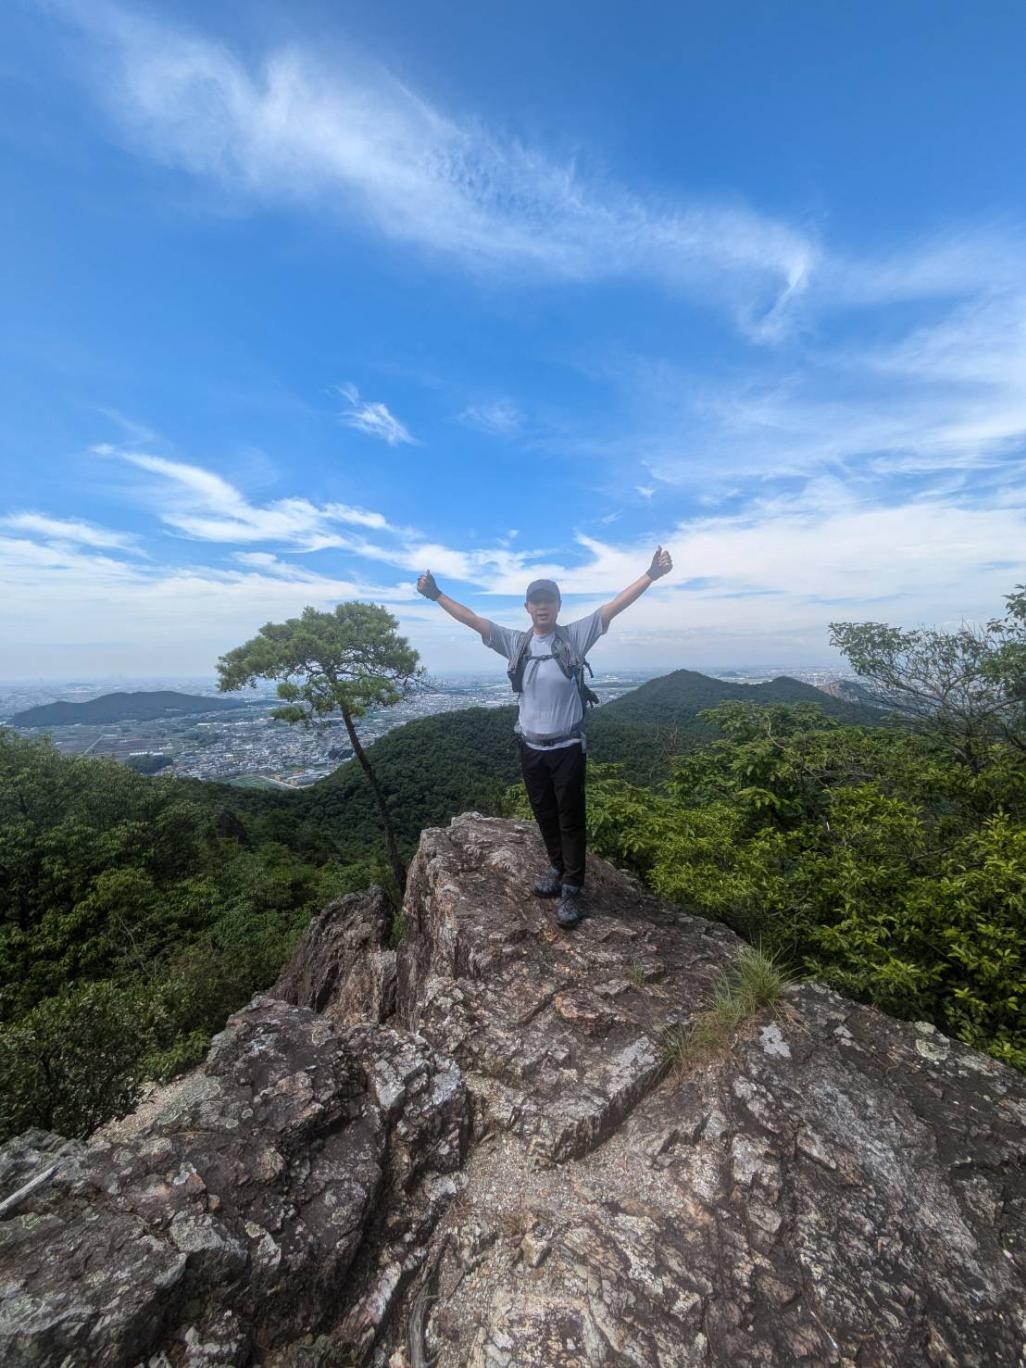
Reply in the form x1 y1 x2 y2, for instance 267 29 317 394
417 570 491 639
600 546 673 629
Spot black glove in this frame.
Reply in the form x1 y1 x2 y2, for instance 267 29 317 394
417 569 442 601
647 546 672 580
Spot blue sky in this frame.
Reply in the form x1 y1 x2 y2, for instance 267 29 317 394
2 0 1025 678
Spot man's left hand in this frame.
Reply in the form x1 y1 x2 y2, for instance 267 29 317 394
647 546 672 580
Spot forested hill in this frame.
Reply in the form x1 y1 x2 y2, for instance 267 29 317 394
10 691 248 727
288 706 522 861
284 670 886 860
599 668 881 728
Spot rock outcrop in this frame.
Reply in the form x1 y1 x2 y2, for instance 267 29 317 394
2 813 1025 1365
275 885 397 1026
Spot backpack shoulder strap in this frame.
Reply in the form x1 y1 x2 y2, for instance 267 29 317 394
553 626 600 709
552 623 581 664
507 629 533 693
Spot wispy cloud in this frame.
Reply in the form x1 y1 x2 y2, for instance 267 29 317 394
6 457 1026 673
56 0 816 338
0 527 420 673
0 512 144 552
87 437 557 589
499 492 1026 657
458 400 523 437
334 383 416 446
77 431 1026 620
559 246 1026 510
94 443 392 548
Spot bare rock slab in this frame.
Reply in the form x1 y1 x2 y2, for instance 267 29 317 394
0 998 467 1366
275 885 397 1025
390 817 1026 1365
431 985 1026 1366
397 815 740 1163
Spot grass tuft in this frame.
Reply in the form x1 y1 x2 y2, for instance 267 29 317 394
662 944 789 1070
625 962 648 988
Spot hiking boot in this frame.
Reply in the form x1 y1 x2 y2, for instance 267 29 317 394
556 885 584 929
532 865 564 897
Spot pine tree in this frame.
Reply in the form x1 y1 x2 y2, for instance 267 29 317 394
217 602 424 895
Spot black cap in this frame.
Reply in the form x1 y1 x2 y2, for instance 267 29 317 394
525 578 560 601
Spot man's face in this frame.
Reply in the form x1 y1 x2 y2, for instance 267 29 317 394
526 592 560 631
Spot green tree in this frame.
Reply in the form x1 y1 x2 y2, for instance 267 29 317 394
216 602 424 894
830 583 1026 769
528 704 1026 1070
0 979 153 1139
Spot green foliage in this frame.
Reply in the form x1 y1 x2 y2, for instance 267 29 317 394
0 730 375 1138
830 583 1026 767
217 600 424 894
0 979 153 1138
10 691 243 728
289 665 890 859
598 667 881 730
3 616 1022 1145
563 699 1026 1070
805 813 1026 1068
216 601 423 723
125 753 173 775
299 706 523 861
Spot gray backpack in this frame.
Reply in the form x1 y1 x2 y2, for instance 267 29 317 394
506 626 600 710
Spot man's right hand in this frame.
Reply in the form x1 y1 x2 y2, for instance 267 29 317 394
417 569 442 601
647 546 672 580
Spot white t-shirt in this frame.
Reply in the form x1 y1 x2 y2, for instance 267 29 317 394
482 608 608 750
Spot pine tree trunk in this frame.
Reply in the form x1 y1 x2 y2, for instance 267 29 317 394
341 707 407 897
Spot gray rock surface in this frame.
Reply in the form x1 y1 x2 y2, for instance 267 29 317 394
275 886 397 1025
396 815 739 1164
0 998 466 1366
1 812 1024 1365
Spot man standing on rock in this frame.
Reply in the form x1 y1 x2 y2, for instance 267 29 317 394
417 547 673 929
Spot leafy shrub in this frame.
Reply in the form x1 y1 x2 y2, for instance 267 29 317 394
0 980 153 1140
0 731 388 1129
505 703 1026 1070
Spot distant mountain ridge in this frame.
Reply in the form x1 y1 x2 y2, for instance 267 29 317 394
10 690 249 727
599 667 882 728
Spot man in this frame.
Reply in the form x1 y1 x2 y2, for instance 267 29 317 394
417 546 673 929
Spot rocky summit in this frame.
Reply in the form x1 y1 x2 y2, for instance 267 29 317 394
1 814 1025 1366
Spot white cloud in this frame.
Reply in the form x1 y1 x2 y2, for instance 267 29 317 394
569 264 1026 501
0 534 144 586
82 430 1026 633
57 1 816 338
0 526 418 674
6 464 1026 674
0 512 143 552
84 439 564 595
619 495 1021 617
335 383 416 446
821 227 1026 310
94 443 392 548
458 400 523 437
232 551 279 567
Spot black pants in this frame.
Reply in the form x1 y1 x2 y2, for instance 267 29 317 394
519 739 587 888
